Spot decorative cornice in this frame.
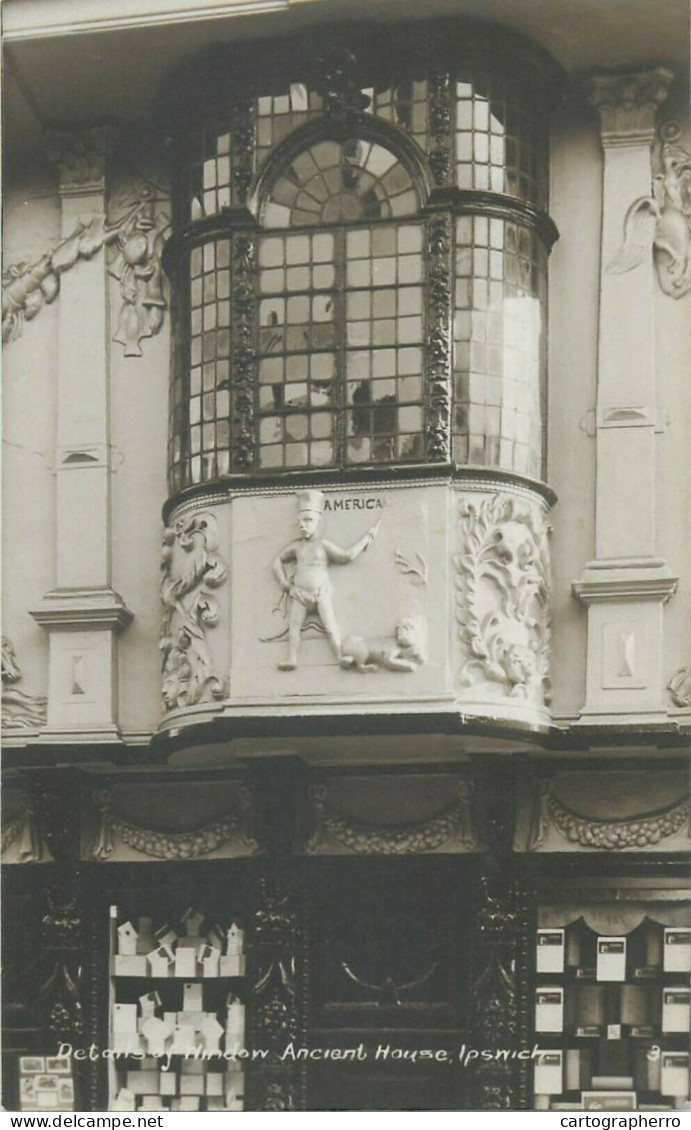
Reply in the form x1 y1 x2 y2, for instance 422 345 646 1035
45 126 114 194
573 561 678 605
30 587 133 633
305 781 477 854
586 67 674 144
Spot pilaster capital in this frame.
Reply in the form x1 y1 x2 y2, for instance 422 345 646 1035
44 125 114 195
586 67 674 146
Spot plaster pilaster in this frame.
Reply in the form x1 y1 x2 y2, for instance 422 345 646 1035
31 127 133 742
573 69 678 724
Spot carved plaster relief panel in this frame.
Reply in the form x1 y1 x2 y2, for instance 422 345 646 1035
159 511 230 716
1 637 47 732
82 782 258 862
1 790 51 863
228 484 449 706
515 771 691 853
303 775 479 855
453 489 552 728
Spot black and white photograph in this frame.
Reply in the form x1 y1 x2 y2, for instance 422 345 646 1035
2 0 690 1116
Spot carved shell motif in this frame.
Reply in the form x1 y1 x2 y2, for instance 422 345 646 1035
454 495 551 703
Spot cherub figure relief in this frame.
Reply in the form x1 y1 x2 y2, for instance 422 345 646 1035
609 141 691 298
272 490 379 670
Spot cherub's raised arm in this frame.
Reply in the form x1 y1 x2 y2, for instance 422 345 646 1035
323 519 380 564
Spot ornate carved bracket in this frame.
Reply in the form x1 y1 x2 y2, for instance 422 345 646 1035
527 779 691 852
1 637 47 731
305 781 477 854
2 183 169 349
428 69 453 187
230 234 257 470
45 125 113 194
90 788 258 860
425 213 452 461
311 47 370 125
455 495 552 702
668 664 691 707
160 512 228 711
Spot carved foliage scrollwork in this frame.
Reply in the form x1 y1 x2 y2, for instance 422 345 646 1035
425 214 452 461
428 68 453 187
160 513 227 711
231 100 256 203
455 495 551 702
472 875 520 1110
528 780 691 852
668 665 691 708
305 782 477 854
231 235 257 470
250 875 305 1111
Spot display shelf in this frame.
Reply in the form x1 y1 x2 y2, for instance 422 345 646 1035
532 912 691 1111
108 905 248 1113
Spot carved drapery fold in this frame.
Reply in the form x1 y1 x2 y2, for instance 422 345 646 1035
455 495 551 702
91 789 257 860
527 780 690 852
2 183 169 349
159 512 228 711
305 781 477 854
425 213 452 461
1 637 47 732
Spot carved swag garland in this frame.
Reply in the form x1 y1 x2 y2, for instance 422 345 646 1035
159 513 227 711
455 495 551 701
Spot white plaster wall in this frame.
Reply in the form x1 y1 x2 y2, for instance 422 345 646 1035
547 107 601 718
2 171 61 700
109 271 170 736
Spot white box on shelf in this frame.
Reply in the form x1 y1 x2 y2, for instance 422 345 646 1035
117 922 138 956
207 1097 224 1111
170 1023 198 1056
140 1016 174 1057
220 955 246 977
534 1050 563 1095
535 987 564 1033
114 955 147 977
178 1098 200 1112
536 930 565 974
664 929 691 973
182 982 203 1012
206 1074 224 1097
199 943 221 977
174 948 196 978
112 1089 136 1112
662 988 691 1033
661 1053 689 1098
125 1071 159 1095
159 1073 177 1097
155 925 178 949
139 991 162 1017
112 1003 137 1033
180 1076 205 1096
147 945 174 978
112 1033 144 1056
226 924 244 955
596 937 626 982
137 1097 165 1112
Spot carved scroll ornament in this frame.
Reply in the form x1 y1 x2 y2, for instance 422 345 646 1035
305 782 477 854
160 513 228 712
91 789 257 860
609 132 691 299
2 182 168 350
528 781 691 852
1 637 47 731
1 795 44 862
455 496 551 702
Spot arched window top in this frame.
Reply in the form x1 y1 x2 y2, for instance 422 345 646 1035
261 137 422 229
